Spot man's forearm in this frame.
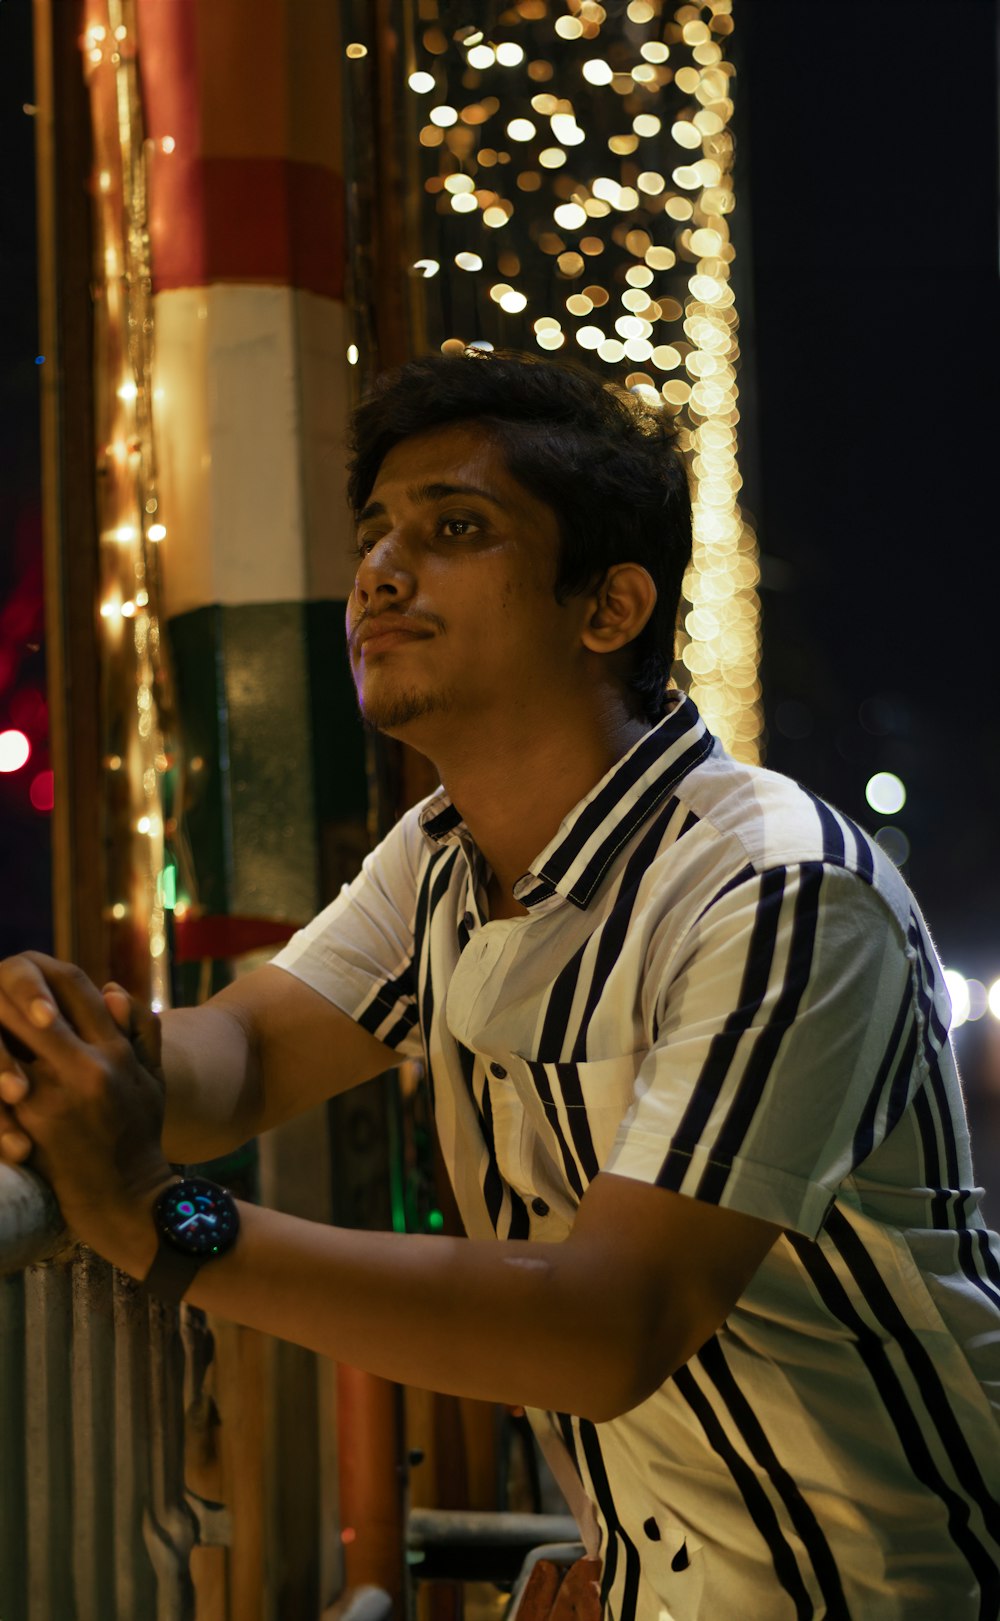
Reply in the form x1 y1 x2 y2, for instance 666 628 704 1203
160 1004 263 1163
114 1196 648 1424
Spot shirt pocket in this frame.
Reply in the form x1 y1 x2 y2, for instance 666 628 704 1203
509 1052 645 1200
632 1514 705 1620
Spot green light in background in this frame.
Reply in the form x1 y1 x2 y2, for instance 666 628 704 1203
428 1209 444 1232
161 863 177 909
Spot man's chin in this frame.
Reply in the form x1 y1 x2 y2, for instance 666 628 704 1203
357 689 443 737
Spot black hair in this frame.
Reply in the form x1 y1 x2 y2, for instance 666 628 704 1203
346 348 692 723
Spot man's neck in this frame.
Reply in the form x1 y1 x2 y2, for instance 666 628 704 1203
431 698 653 915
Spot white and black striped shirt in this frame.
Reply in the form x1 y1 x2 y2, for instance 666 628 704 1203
273 691 1000 1619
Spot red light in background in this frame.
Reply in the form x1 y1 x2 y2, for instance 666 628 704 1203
30 770 54 813
0 730 30 772
10 688 48 734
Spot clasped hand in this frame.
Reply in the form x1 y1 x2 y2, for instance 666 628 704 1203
0 952 173 1258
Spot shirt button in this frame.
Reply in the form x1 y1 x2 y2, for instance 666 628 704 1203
489 1062 507 1079
531 1197 550 1217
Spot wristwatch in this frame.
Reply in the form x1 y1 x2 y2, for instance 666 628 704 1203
143 1175 241 1305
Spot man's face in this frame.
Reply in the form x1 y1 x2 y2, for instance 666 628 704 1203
345 421 598 744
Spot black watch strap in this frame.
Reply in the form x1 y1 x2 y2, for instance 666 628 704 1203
143 1241 206 1306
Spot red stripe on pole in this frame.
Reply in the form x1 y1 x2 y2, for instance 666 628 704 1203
136 0 345 299
146 155 346 299
172 914 301 962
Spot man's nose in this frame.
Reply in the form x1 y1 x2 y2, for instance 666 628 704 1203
353 530 416 606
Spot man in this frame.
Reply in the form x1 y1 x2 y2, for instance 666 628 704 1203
1 350 998 1619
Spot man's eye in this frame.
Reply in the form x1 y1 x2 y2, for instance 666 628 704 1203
440 516 480 538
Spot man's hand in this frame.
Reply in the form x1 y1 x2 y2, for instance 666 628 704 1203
0 953 174 1269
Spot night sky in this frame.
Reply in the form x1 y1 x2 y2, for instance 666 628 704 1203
1 1 997 1098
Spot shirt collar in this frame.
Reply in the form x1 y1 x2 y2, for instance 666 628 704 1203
418 691 718 912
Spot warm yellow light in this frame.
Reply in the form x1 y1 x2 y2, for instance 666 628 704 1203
672 120 703 150
507 118 536 141
582 60 613 86
467 45 495 69
161 135 175 154
455 252 483 271
148 523 167 541
550 114 585 146
499 290 528 313
652 346 681 370
429 105 458 127
496 43 524 66
346 43 368 59
347 344 359 365
553 202 587 230
118 380 138 402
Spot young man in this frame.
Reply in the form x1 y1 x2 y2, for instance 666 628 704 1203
1 351 998 1619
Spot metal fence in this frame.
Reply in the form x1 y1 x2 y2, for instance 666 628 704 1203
0 1166 196 1621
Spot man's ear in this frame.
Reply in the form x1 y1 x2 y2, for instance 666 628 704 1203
582 563 658 652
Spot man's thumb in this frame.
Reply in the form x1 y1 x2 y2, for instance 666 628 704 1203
102 983 132 1032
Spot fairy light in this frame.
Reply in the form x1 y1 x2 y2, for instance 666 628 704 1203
81 0 181 1006
401 0 759 761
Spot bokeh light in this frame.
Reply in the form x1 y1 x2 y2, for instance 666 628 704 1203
866 772 907 815
400 0 762 761
0 730 31 773
29 770 54 813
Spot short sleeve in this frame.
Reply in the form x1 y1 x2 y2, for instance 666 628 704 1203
269 806 426 1060
603 861 917 1238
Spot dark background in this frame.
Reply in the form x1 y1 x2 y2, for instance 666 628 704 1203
1 0 998 1173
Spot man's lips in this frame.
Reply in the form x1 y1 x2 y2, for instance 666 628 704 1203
355 619 434 655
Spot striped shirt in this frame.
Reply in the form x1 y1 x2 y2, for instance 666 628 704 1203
273 691 1000 1619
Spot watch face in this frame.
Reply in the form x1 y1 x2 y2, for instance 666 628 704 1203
157 1178 240 1257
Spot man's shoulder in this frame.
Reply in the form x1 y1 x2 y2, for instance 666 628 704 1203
675 747 913 935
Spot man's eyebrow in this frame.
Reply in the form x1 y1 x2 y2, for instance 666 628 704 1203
356 482 509 524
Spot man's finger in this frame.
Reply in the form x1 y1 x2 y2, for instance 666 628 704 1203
0 1071 30 1106
9 953 118 1047
103 985 132 1033
102 984 163 1074
0 1123 33 1161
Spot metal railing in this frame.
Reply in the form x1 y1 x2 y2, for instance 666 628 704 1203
0 1167 197 1621
0 1163 66 1277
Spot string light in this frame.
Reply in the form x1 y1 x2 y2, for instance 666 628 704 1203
401 0 759 758
81 0 181 1007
